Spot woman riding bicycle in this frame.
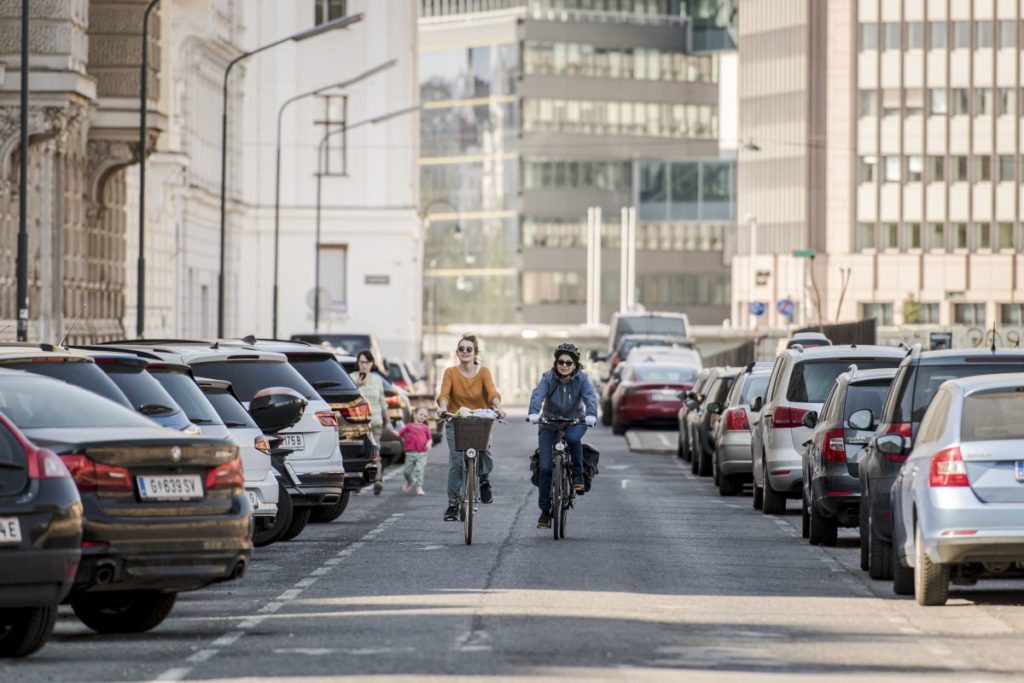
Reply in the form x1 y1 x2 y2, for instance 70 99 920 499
436 334 506 522
527 343 598 529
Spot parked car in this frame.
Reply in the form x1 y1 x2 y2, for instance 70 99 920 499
612 362 699 435
675 368 713 460
599 362 629 427
196 378 280 544
0 409 82 657
625 345 702 369
711 362 772 495
751 345 905 516
0 345 134 411
607 334 693 373
290 332 384 368
0 370 250 634
606 312 690 357
386 358 429 395
859 346 1024 579
686 367 740 477
800 367 897 546
786 331 832 349
891 374 1024 605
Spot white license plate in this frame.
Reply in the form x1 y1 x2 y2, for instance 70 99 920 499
247 491 259 510
1016 461 1024 482
653 392 678 401
280 434 305 450
137 474 203 501
0 517 21 545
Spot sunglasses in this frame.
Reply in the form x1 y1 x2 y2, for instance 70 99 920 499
556 359 576 367
457 346 475 353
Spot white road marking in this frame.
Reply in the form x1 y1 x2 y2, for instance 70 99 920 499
186 649 218 664
656 433 671 447
154 668 190 681
621 479 630 489
259 601 283 614
294 577 318 588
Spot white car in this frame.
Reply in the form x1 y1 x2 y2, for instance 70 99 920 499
624 345 703 370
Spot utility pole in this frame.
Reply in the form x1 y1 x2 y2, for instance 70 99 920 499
16 0 29 341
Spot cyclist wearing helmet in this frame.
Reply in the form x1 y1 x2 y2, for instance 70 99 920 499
527 343 598 529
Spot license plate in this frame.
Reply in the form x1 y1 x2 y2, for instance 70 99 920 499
137 474 203 501
0 517 21 545
653 392 678 401
247 491 259 510
1016 461 1024 482
280 434 305 450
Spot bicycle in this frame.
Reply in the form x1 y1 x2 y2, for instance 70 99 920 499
439 412 502 545
539 417 584 540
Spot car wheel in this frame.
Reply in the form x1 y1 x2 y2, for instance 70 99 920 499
712 455 720 486
752 469 764 510
677 434 686 459
279 506 312 542
868 507 893 580
0 605 57 658
253 483 292 547
612 420 626 436
801 494 810 539
309 489 351 523
601 402 613 427
718 472 741 497
697 447 712 477
859 498 870 571
761 462 787 515
808 504 838 546
71 591 176 634
892 546 914 596
914 525 949 606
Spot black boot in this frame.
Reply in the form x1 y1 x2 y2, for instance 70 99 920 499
537 511 551 529
479 477 493 504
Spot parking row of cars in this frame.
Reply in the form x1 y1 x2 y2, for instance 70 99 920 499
667 333 1024 607
0 336 419 657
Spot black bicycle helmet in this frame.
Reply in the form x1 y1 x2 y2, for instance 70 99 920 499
553 343 580 362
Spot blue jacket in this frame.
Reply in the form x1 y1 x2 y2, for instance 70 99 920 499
528 369 598 420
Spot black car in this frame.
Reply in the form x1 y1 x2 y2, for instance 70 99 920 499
689 367 739 477
0 409 82 657
0 371 251 634
859 346 1024 579
800 367 896 546
0 347 134 411
676 368 713 461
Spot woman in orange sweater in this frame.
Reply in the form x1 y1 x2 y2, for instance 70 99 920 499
436 333 506 522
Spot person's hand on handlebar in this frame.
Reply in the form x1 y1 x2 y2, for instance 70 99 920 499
585 415 597 427
528 413 540 425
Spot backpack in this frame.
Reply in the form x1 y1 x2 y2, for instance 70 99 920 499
529 444 600 490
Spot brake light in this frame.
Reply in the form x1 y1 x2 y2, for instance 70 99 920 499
723 407 749 431
254 436 271 456
929 447 969 488
206 456 244 490
59 454 131 492
25 447 71 479
386 394 401 408
823 428 846 464
316 411 338 429
393 380 409 389
772 406 808 429
336 398 372 424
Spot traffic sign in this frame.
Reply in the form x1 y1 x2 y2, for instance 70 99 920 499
792 248 816 259
777 298 796 318
749 301 766 317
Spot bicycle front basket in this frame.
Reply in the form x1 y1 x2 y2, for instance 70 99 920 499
452 417 494 452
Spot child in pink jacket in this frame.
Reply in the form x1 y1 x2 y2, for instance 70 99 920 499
399 408 433 495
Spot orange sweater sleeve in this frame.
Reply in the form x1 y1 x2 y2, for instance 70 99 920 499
437 368 453 406
481 367 501 404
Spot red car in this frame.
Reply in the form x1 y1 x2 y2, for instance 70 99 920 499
611 362 700 435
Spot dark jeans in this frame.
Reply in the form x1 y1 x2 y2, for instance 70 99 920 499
445 421 493 503
537 423 586 512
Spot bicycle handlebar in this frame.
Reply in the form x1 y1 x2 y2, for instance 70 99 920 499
535 416 585 426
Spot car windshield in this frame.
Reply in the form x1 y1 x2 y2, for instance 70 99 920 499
102 365 181 415
2 360 133 410
632 365 699 383
287 354 358 392
149 370 223 425
196 360 318 403
787 359 901 403
843 380 893 422
908 363 1024 422
203 390 258 429
619 317 687 339
961 389 1024 441
0 375 157 429
741 375 769 403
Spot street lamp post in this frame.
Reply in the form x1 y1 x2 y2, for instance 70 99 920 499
16 0 28 341
136 0 160 338
217 12 365 338
418 198 462 389
271 60 396 337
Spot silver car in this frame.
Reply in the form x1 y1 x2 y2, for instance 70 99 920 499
711 362 771 496
890 373 1024 605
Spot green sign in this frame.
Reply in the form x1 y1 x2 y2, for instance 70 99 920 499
792 248 816 258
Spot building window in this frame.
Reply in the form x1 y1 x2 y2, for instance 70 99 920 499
907 223 922 249
952 88 969 115
317 244 348 317
907 22 925 49
998 155 1015 182
522 98 717 139
884 22 901 50
953 21 971 49
314 0 346 25
998 88 1016 116
929 222 946 250
927 155 945 182
905 89 924 116
882 223 899 249
859 156 877 183
861 303 894 326
859 90 878 116
928 88 947 115
906 155 924 182
998 222 1016 250
919 303 940 324
954 303 986 326
857 222 876 250
951 155 969 181
884 155 901 182
976 21 994 48
999 20 1017 49
977 223 992 250
860 23 878 50
974 155 992 182
1001 303 1024 326
929 21 947 49
953 222 968 249
881 89 901 116
974 88 992 115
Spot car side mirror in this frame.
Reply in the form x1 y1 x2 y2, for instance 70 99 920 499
801 411 818 429
685 398 698 410
848 408 874 431
707 402 722 415
750 396 764 413
249 389 307 434
875 433 905 456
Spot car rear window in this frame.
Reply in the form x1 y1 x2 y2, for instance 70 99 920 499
0 376 157 429
906 363 1024 423
196 360 318 403
843 380 893 422
961 389 1024 441
3 360 133 410
633 365 699 383
102 365 181 416
0 423 26 495
292 334 369 356
619 317 687 339
386 364 406 383
740 375 769 403
203 390 258 429
287 355 358 392
787 359 901 403
149 370 223 425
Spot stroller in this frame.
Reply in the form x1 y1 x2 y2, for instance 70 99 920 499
530 444 600 494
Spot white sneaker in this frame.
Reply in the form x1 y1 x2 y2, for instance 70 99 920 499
415 486 425 496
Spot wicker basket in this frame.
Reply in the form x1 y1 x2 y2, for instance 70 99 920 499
452 416 494 452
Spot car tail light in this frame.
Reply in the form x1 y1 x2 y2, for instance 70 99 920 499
316 411 339 429
929 447 969 488
26 448 71 479
386 394 401 408
610 354 621 369
59 454 132 492
822 428 846 464
879 422 912 462
206 456 244 490
393 380 409 389
723 407 749 431
254 436 271 456
772 406 808 428
336 398 372 424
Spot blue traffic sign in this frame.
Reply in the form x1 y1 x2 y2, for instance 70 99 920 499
749 301 767 317
777 298 796 318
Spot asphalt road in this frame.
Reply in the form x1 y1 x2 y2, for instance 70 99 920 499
7 416 1024 682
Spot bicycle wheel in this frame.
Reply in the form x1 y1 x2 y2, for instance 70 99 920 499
463 456 476 545
551 454 562 540
558 459 570 539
